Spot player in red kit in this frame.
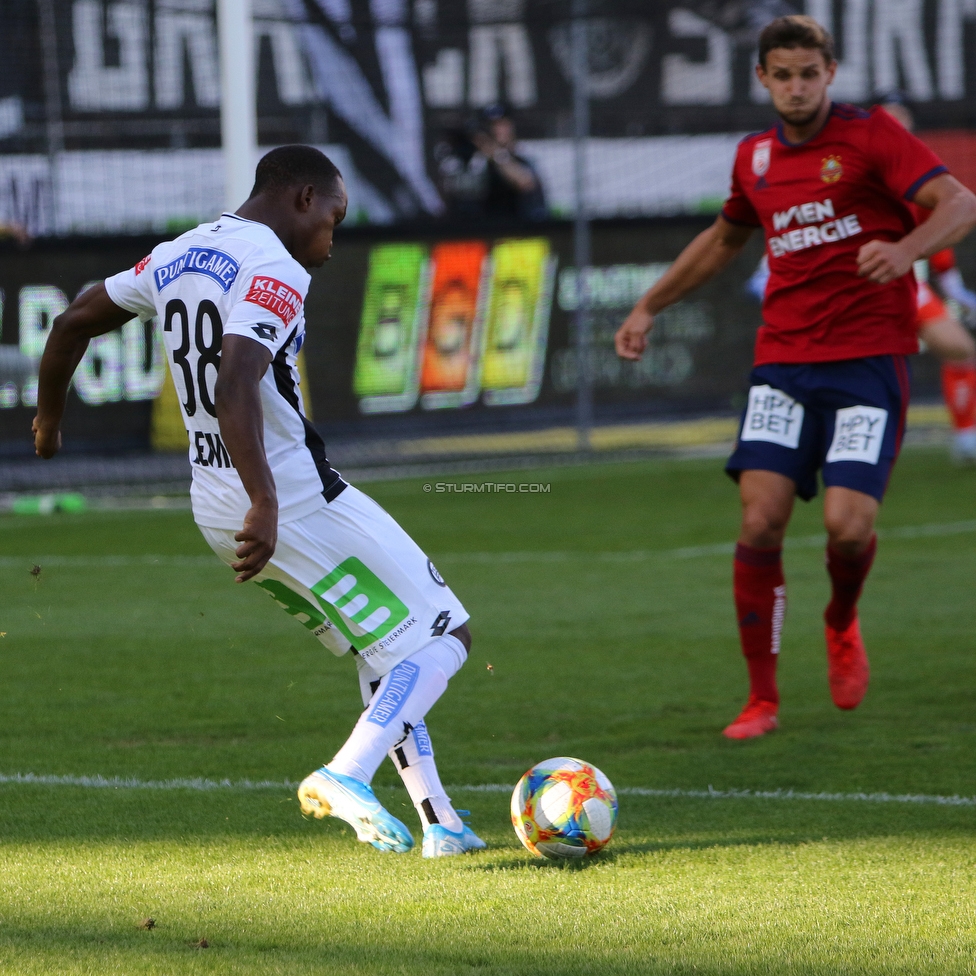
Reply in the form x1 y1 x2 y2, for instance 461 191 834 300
615 16 976 739
881 95 976 464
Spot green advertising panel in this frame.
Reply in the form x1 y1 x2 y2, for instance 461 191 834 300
352 243 430 414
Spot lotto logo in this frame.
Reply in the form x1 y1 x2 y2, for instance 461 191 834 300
740 385 804 449
244 276 303 325
826 406 887 465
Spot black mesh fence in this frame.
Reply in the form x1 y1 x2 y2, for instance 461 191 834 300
0 0 974 466
1 1 974 235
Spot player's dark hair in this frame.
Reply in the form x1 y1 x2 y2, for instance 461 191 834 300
758 15 835 68
249 145 342 199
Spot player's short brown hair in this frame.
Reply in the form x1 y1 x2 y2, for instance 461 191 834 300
758 15 835 68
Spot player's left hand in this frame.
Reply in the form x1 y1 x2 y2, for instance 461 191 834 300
232 501 278 583
32 417 61 459
856 240 914 284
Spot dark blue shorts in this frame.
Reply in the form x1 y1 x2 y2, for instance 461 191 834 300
725 355 911 502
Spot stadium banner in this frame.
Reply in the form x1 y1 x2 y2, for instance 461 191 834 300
2 1 976 234
0 237 163 454
0 218 954 454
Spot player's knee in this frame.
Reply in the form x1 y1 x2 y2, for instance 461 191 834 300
740 505 789 548
825 521 874 557
824 509 875 556
449 623 471 655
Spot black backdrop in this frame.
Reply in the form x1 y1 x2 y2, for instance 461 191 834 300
0 217 955 454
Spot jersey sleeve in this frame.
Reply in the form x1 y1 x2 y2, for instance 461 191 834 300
103 253 157 320
869 108 948 202
721 148 762 227
222 256 310 356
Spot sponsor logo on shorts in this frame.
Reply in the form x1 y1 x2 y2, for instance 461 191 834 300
740 385 804 449
358 616 418 661
311 557 410 652
826 406 888 465
367 660 420 727
154 247 240 292
427 559 447 586
244 275 303 326
430 610 452 637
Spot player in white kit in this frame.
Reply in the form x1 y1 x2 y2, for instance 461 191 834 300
32 146 485 858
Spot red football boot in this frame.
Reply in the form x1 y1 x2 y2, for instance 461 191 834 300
722 697 779 740
825 616 870 710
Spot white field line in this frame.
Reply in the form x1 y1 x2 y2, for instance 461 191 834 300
0 773 974 808
2 520 975 570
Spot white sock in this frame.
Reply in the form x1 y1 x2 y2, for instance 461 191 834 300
328 635 467 785
388 722 463 832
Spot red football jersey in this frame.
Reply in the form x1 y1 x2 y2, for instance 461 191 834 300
722 103 947 365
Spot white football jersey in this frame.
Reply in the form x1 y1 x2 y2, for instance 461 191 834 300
105 213 345 529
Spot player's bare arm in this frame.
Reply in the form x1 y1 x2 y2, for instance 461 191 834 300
857 175 976 285
615 215 754 360
33 283 134 458
214 334 278 583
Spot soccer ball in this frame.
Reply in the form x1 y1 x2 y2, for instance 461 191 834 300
510 757 618 859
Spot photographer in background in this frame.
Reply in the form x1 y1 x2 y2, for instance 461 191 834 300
435 104 547 222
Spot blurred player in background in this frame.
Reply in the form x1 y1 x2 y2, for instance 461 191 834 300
881 95 976 464
32 146 486 858
615 16 976 739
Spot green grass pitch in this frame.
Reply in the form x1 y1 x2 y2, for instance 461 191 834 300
1 446 976 974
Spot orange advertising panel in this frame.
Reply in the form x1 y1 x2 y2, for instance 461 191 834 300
419 241 489 409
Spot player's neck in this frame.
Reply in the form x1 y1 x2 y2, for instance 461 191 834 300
778 98 832 145
234 199 297 254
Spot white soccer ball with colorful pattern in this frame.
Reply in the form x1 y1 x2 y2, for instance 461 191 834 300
510 757 618 859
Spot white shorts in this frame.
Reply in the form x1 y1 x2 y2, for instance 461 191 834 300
199 485 469 675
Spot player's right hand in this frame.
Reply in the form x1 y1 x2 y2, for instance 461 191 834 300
32 417 61 459
856 239 913 284
614 308 654 361
232 500 278 583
